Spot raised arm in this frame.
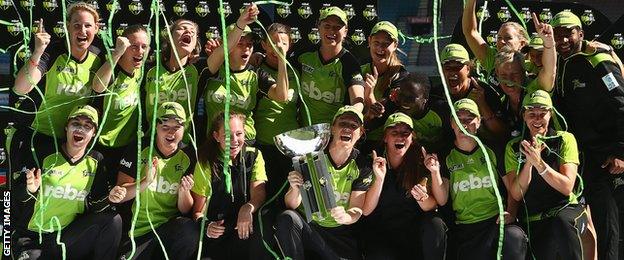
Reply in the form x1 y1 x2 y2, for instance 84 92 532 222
13 19 50 95
462 0 489 63
92 36 130 93
533 13 556 92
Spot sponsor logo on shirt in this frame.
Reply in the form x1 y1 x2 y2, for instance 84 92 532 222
147 176 179 194
301 81 342 104
56 82 90 96
602 72 620 91
81 170 95 177
148 89 189 105
205 90 252 108
452 174 493 192
56 65 76 74
572 79 586 91
120 158 133 169
43 184 88 201
301 63 315 74
114 93 139 110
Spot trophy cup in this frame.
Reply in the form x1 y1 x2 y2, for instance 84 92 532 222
274 124 335 222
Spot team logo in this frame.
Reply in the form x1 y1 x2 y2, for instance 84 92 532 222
7 21 22 37
308 28 320 44
497 7 511 22
174 1 188 17
42 0 57 12
97 22 108 39
86 0 99 10
344 4 355 20
611 34 624 50
572 79 586 90
19 0 33 10
520 7 532 23
298 3 312 19
106 0 121 12
351 29 365 46
276 5 291 18
363 5 377 21
476 5 490 21
16 48 30 62
220 2 232 17
290 27 301 43
449 163 464 172
116 23 127 37
0 0 12 11
129 0 143 15
205 26 220 40
53 21 65 37
581 10 595 26
195 2 210 17
539 9 553 24
486 31 497 46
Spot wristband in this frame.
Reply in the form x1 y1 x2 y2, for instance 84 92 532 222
235 22 245 31
29 58 39 68
538 165 549 176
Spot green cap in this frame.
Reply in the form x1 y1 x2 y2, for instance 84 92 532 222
551 11 582 29
441 44 470 64
383 112 414 130
333 105 364 124
370 21 398 42
454 98 480 117
522 90 552 109
68 105 99 126
319 6 348 26
528 35 544 50
157 102 187 123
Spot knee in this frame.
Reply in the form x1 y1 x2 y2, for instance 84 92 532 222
276 210 303 230
504 225 528 246
421 215 447 239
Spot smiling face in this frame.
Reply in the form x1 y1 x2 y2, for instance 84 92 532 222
213 117 246 159
331 114 362 149
442 61 471 97
496 24 525 52
554 26 583 58
523 106 551 136
121 30 149 69
451 110 480 140
231 35 254 66
396 81 428 116
495 60 525 96
383 123 413 158
319 16 347 47
368 31 397 65
172 20 198 57
68 10 98 55
65 116 96 150
156 118 184 152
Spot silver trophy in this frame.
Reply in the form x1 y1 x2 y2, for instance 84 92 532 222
274 124 336 222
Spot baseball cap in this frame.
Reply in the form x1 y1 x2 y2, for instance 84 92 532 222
528 35 544 50
522 90 553 109
157 102 187 123
370 21 398 42
454 98 480 117
68 105 99 127
227 23 258 39
333 105 364 124
441 44 470 64
319 6 348 26
551 11 582 29
383 112 414 130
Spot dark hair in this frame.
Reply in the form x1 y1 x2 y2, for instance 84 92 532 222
399 73 431 99
197 111 246 180
162 19 201 64
263 23 291 42
383 138 427 191
122 24 148 38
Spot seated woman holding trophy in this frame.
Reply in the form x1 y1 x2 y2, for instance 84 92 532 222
274 105 373 260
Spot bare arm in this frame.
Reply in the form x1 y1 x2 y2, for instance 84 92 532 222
362 151 386 216
533 13 556 92
348 85 365 112
284 171 303 209
266 45 289 102
462 0 489 63
93 36 130 93
177 175 194 214
14 19 49 95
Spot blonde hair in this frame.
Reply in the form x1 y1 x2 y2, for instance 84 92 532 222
162 19 201 62
494 45 524 69
499 22 529 47
67 2 100 23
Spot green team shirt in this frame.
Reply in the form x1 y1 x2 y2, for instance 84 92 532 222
368 108 444 146
446 145 500 224
118 145 196 237
16 146 109 233
204 65 275 140
298 49 364 125
96 68 141 147
30 44 103 138
504 131 579 214
307 149 372 228
254 62 300 145
144 63 199 141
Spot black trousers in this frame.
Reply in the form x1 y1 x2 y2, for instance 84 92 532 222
524 204 586 260
119 216 199 260
360 212 447 260
583 152 620 260
451 216 527 260
275 210 360 260
256 143 292 212
200 216 268 260
13 212 122 260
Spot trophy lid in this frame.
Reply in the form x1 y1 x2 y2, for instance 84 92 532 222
274 123 331 157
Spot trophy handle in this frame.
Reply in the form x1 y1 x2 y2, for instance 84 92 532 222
314 152 337 210
293 157 315 222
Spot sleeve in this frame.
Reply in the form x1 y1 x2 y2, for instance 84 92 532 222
482 46 497 73
352 152 373 191
85 151 113 213
256 68 277 95
118 145 139 179
191 162 212 199
251 149 268 182
13 148 45 202
389 67 410 90
559 132 580 165
594 59 624 157
484 147 499 175
37 41 65 74
184 146 197 176
340 52 365 88
504 138 522 175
